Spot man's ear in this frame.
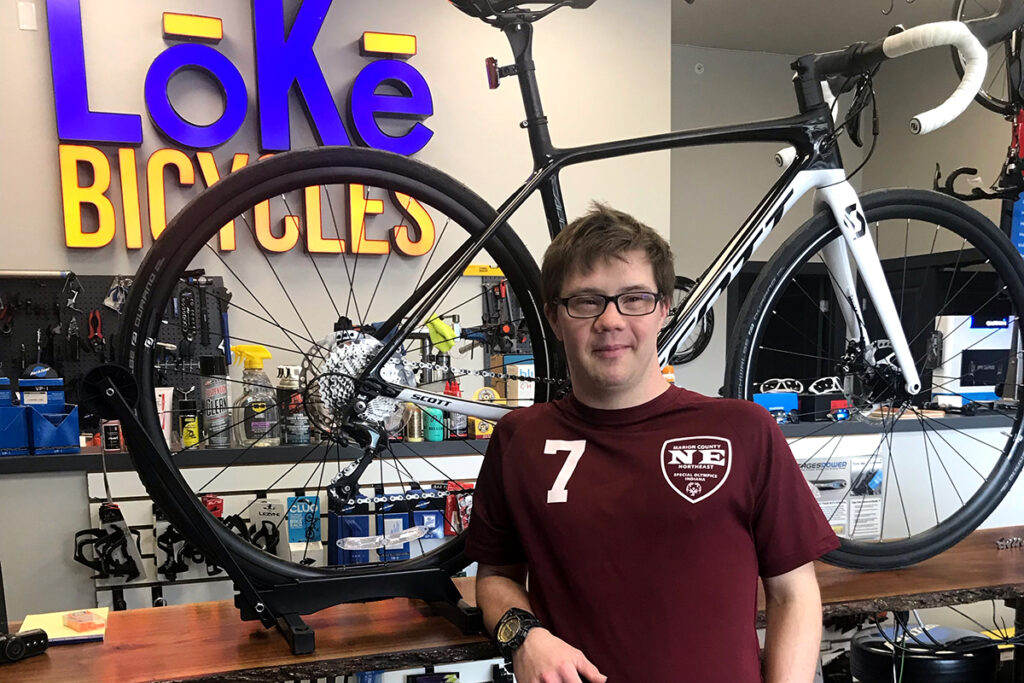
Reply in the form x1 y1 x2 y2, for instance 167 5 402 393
544 303 563 341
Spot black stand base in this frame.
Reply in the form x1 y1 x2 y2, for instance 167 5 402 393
277 613 315 655
428 598 483 635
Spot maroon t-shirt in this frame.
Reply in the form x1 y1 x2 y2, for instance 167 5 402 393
466 385 839 682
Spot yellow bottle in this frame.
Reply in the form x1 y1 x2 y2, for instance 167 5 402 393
231 345 280 447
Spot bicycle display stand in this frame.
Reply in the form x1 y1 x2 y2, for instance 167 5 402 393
81 364 483 655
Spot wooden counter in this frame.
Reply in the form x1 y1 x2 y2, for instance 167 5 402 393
6 527 1024 682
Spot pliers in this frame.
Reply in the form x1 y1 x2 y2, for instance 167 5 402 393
0 303 13 336
88 310 105 352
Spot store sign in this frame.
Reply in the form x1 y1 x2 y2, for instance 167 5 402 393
47 0 436 253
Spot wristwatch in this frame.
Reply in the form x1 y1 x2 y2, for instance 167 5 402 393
495 607 543 660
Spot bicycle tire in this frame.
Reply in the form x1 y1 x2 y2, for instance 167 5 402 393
666 275 714 366
726 188 1024 570
952 0 1016 116
120 146 558 586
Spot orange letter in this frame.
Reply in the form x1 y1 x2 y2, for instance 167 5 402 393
195 151 250 251
305 186 345 253
118 148 143 249
147 148 195 240
58 144 116 249
348 184 388 255
390 191 434 257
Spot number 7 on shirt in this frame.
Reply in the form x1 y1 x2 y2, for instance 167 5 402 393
546 440 587 504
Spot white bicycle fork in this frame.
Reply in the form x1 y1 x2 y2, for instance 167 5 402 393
812 177 923 395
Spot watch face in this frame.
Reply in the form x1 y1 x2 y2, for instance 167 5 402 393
497 615 522 644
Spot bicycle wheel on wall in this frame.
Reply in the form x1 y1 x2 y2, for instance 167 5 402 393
952 0 1018 115
119 146 557 586
665 275 714 366
726 189 1024 570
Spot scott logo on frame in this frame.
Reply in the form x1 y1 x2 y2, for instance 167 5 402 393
661 436 732 504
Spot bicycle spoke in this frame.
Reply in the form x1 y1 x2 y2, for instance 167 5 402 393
280 190 341 319
322 186 365 326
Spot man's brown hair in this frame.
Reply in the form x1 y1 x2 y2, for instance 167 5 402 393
541 203 675 303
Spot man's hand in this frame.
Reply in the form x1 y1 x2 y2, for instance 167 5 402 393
512 627 607 683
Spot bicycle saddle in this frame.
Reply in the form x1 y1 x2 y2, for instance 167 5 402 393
449 0 595 22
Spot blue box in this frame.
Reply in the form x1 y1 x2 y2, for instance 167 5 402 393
0 406 30 456
28 404 80 454
0 378 12 406
19 378 66 409
329 496 372 565
753 392 799 414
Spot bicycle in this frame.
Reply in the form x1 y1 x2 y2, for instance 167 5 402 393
91 0 1024 651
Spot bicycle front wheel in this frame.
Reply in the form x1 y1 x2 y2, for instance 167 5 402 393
120 146 557 586
727 189 1024 570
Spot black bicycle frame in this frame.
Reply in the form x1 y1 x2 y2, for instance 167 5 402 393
366 19 840 386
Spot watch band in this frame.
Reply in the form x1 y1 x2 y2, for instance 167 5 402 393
495 607 543 661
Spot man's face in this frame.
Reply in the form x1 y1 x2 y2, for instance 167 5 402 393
546 250 668 397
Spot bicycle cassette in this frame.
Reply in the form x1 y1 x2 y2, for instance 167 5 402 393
301 330 416 434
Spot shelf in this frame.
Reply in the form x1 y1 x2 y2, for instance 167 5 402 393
0 413 1011 475
0 439 490 475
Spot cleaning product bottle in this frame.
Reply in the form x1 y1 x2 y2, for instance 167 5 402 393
276 365 309 445
199 354 231 448
231 345 280 447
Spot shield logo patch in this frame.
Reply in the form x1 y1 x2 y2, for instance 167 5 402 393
661 436 733 504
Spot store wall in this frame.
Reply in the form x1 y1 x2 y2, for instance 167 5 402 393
861 48 1008 226
669 44 864 395
0 0 671 619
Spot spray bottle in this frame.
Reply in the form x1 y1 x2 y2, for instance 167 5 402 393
231 345 280 447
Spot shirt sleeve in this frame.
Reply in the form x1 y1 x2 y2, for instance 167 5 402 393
464 417 528 566
751 408 840 578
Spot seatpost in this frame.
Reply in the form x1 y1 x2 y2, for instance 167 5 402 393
503 21 555 164
502 20 568 237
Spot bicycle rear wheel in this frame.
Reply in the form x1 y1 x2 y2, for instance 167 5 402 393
119 146 557 586
727 189 1024 570
952 0 1018 116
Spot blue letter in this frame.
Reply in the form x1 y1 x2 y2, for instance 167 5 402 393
253 0 350 151
144 44 248 150
46 0 142 145
349 60 433 156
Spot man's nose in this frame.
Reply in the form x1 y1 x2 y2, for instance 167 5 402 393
593 300 627 329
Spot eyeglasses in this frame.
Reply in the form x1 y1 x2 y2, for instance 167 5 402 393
759 378 804 393
554 291 663 319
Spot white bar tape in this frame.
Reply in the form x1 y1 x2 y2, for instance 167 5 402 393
882 21 986 134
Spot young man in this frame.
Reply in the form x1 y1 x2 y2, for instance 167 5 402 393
465 204 839 682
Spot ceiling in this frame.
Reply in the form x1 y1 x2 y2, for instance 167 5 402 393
671 0 955 55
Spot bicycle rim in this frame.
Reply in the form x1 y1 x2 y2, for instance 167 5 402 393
952 0 1017 116
727 189 1024 570
120 146 556 584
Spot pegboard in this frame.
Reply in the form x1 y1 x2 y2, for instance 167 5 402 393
0 273 228 431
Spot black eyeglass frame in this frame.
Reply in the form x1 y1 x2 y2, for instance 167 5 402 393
552 291 665 319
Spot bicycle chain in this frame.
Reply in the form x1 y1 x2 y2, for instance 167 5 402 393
401 357 559 385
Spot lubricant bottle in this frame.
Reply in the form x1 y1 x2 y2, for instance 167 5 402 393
178 398 201 449
276 365 309 445
230 345 280 447
444 376 468 439
199 354 231 448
